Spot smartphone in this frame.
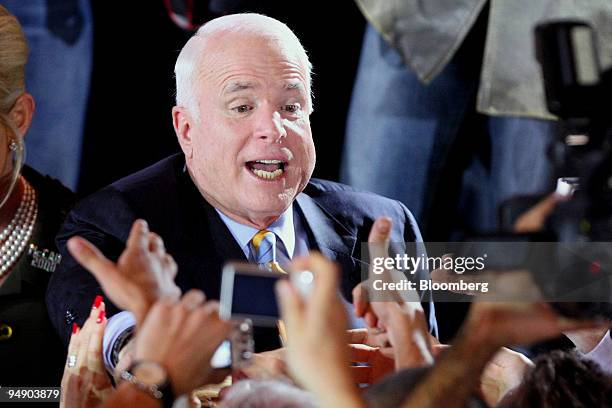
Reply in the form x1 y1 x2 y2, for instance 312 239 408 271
219 262 286 327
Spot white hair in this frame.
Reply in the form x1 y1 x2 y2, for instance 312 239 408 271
174 13 313 119
217 379 319 408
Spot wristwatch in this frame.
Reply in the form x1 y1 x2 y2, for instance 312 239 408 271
121 360 175 407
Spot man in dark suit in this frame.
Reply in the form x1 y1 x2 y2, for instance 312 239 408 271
46 13 435 373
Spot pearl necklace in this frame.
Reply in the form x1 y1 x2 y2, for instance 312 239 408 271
0 177 38 278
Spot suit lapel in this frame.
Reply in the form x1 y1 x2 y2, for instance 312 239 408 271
204 203 248 263
176 168 247 298
296 193 363 297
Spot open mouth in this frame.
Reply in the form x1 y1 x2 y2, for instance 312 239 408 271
246 159 286 180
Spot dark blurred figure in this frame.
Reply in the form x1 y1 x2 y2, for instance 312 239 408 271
499 350 612 408
365 366 486 408
2 0 93 190
341 1 612 240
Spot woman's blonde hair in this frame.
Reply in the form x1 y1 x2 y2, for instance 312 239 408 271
0 5 28 130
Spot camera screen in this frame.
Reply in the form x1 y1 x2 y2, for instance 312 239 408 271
232 272 280 318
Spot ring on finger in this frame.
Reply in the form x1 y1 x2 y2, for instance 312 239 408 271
67 354 77 368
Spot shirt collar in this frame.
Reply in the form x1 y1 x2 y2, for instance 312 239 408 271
215 205 296 259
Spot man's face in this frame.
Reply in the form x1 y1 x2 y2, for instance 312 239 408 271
182 33 315 227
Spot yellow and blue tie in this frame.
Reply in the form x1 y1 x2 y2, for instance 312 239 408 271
251 230 285 273
250 229 288 343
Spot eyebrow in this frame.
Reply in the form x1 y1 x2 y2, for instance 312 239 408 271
222 81 306 95
285 82 305 92
223 81 259 94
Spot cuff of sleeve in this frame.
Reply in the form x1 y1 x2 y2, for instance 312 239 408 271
583 329 612 375
103 311 136 374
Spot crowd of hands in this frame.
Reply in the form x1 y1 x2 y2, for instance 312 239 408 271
59 202 610 408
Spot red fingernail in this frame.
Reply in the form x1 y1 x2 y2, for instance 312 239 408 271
96 310 106 324
92 295 103 309
72 323 79 334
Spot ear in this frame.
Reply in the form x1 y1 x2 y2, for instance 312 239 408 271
9 93 35 139
172 106 194 159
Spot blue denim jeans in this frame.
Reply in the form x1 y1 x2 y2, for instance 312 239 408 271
341 24 554 234
2 0 93 190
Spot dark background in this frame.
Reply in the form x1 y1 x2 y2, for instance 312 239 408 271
78 1 367 194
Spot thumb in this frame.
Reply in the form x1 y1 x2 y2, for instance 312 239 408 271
368 217 392 262
275 280 303 332
352 282 369 317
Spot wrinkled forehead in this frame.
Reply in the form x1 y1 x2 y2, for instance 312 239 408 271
197 30 310 90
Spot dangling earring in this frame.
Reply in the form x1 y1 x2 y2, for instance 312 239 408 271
8 139 18 151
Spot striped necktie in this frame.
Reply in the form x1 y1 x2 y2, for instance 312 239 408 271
251 230 286 273
250 229 289 344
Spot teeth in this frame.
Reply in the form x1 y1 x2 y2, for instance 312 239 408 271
253 168 284 180
255 159 283 164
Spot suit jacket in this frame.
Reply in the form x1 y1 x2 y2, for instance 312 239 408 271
46 154 434 348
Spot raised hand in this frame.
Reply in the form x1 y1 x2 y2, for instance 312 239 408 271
276 253 366 408
134 290 233 396
60 296 113 408
67 219 181 326
353 217 433 369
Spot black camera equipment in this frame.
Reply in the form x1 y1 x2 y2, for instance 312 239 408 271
533 20 612 318
535 20 612 241
458 21 612 319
